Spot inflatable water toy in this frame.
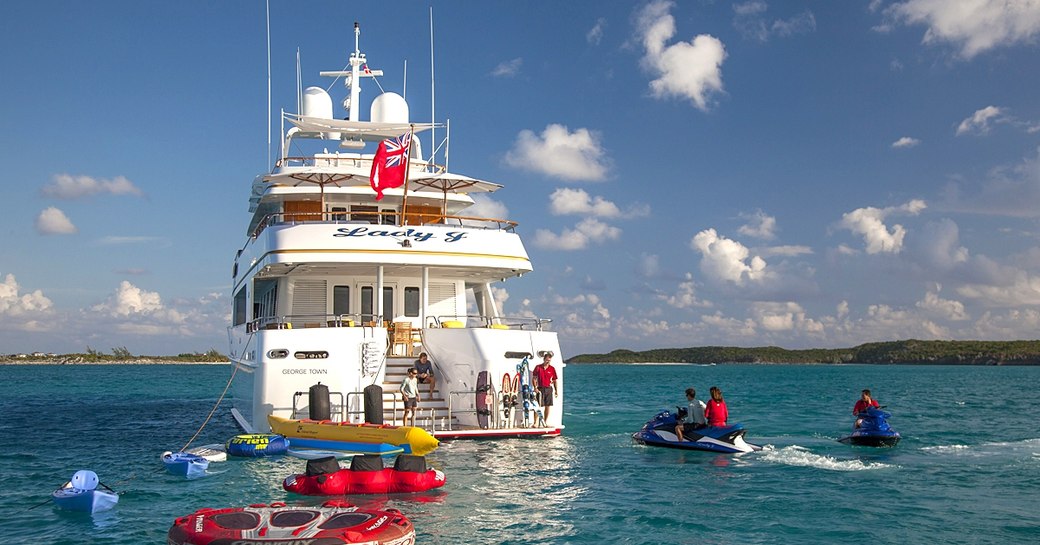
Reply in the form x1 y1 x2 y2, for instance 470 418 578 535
632 408 762 454
283 454 445 495
186 443 227 462
268 415 438 456
162 451 210 478
52 470 118 513
167 499 414 545
283 437 405 455
225 434 289 457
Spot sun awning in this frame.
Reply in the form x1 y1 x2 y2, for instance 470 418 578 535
409 173 502 194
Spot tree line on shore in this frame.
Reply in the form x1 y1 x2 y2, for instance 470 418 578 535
1 346 227 364
565 339 1040 365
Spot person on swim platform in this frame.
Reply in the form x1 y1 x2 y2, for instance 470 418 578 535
400 368 420 427
413 352 437 395
532 352 558 424
853 389 880 428
704 386 728 427
675 387 707 441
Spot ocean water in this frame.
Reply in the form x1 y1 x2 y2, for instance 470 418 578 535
0 363 1037 544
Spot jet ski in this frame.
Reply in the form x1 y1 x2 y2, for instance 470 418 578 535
632 408 762 454
838 406 900 447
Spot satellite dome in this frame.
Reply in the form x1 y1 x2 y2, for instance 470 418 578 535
370 92 409 123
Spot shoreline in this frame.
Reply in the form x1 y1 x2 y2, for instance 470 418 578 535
0 360 230 365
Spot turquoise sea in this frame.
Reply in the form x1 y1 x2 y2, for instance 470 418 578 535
0 363 1038 544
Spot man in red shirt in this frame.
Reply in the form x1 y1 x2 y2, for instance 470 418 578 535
532 352 559 425
853 389 880 428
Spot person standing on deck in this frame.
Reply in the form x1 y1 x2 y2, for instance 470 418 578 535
532 352 558 424
400 368 420 427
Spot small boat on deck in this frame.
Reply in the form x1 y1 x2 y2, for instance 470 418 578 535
52 470 119 513
269 415 438 456
168 499 414 545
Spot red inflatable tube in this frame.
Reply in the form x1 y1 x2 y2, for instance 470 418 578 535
167 500 414 545
283 454 446 496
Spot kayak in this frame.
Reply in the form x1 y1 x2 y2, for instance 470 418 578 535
52 470 118 514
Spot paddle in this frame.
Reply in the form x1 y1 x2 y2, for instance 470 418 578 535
27 482 68 511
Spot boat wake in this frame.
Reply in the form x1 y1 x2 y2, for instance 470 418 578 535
759 445 894 471
921 438 1040 458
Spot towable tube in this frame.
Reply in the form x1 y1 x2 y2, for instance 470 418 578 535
167 499 414 545
283 454 446 495
268 415 439 456
225 434 289 457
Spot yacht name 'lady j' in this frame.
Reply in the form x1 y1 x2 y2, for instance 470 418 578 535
227 23 563 439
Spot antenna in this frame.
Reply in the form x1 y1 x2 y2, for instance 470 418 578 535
430 6 436 166
296 48 301 115
403 60 407 100
266 0 272 168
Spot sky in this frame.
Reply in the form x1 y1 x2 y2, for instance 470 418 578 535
2 1 1040 357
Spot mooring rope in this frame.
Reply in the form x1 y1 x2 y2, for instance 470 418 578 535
179 354 241 452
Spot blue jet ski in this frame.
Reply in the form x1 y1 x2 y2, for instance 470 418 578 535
632 408 762 454
838 406 900 447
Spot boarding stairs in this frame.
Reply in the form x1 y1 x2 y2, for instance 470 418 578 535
381 357 454 430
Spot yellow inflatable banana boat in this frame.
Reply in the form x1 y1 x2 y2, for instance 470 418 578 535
268 415 440 456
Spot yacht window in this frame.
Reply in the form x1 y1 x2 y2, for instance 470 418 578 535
360 286 394 323
330 207 347 221
382 287 394 323
381 210 397 225
404 287 420 317
233 287 248 326
351 205 378 224
333 286 350 318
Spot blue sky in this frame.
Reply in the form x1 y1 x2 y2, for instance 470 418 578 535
2 1 1040 357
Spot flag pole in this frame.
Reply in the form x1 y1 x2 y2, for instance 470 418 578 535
400 125 415 226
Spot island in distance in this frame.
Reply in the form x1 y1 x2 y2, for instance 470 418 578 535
566 339 1040 365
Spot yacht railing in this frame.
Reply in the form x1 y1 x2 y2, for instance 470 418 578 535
430 314 552 331
246 313 383 332
250 211 517 238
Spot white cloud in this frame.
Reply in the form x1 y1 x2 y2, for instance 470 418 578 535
547 187 648 219
504 124 610 181
41 174 143 199
548 188 621 217
0 273 53 317
956 105 1006 135
732 2 816 42
637 253 661 277
491 57 523 78
635 0 727 111
883 0 1040 59
916 290 969 321
93 281 167 317
892 136 921 148
35 207 78 235
749 301 824 333
690 228 768 285
587 18 607 45
657 272 711 309
98 236 162 245
461 194 510 227
533 217 621 251
737 209 777 240
838 199 927 254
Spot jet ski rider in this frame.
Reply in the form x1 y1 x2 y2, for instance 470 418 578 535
853 388 880 428
675 388 707 441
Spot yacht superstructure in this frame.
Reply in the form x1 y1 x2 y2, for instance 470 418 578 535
227 23 563 439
